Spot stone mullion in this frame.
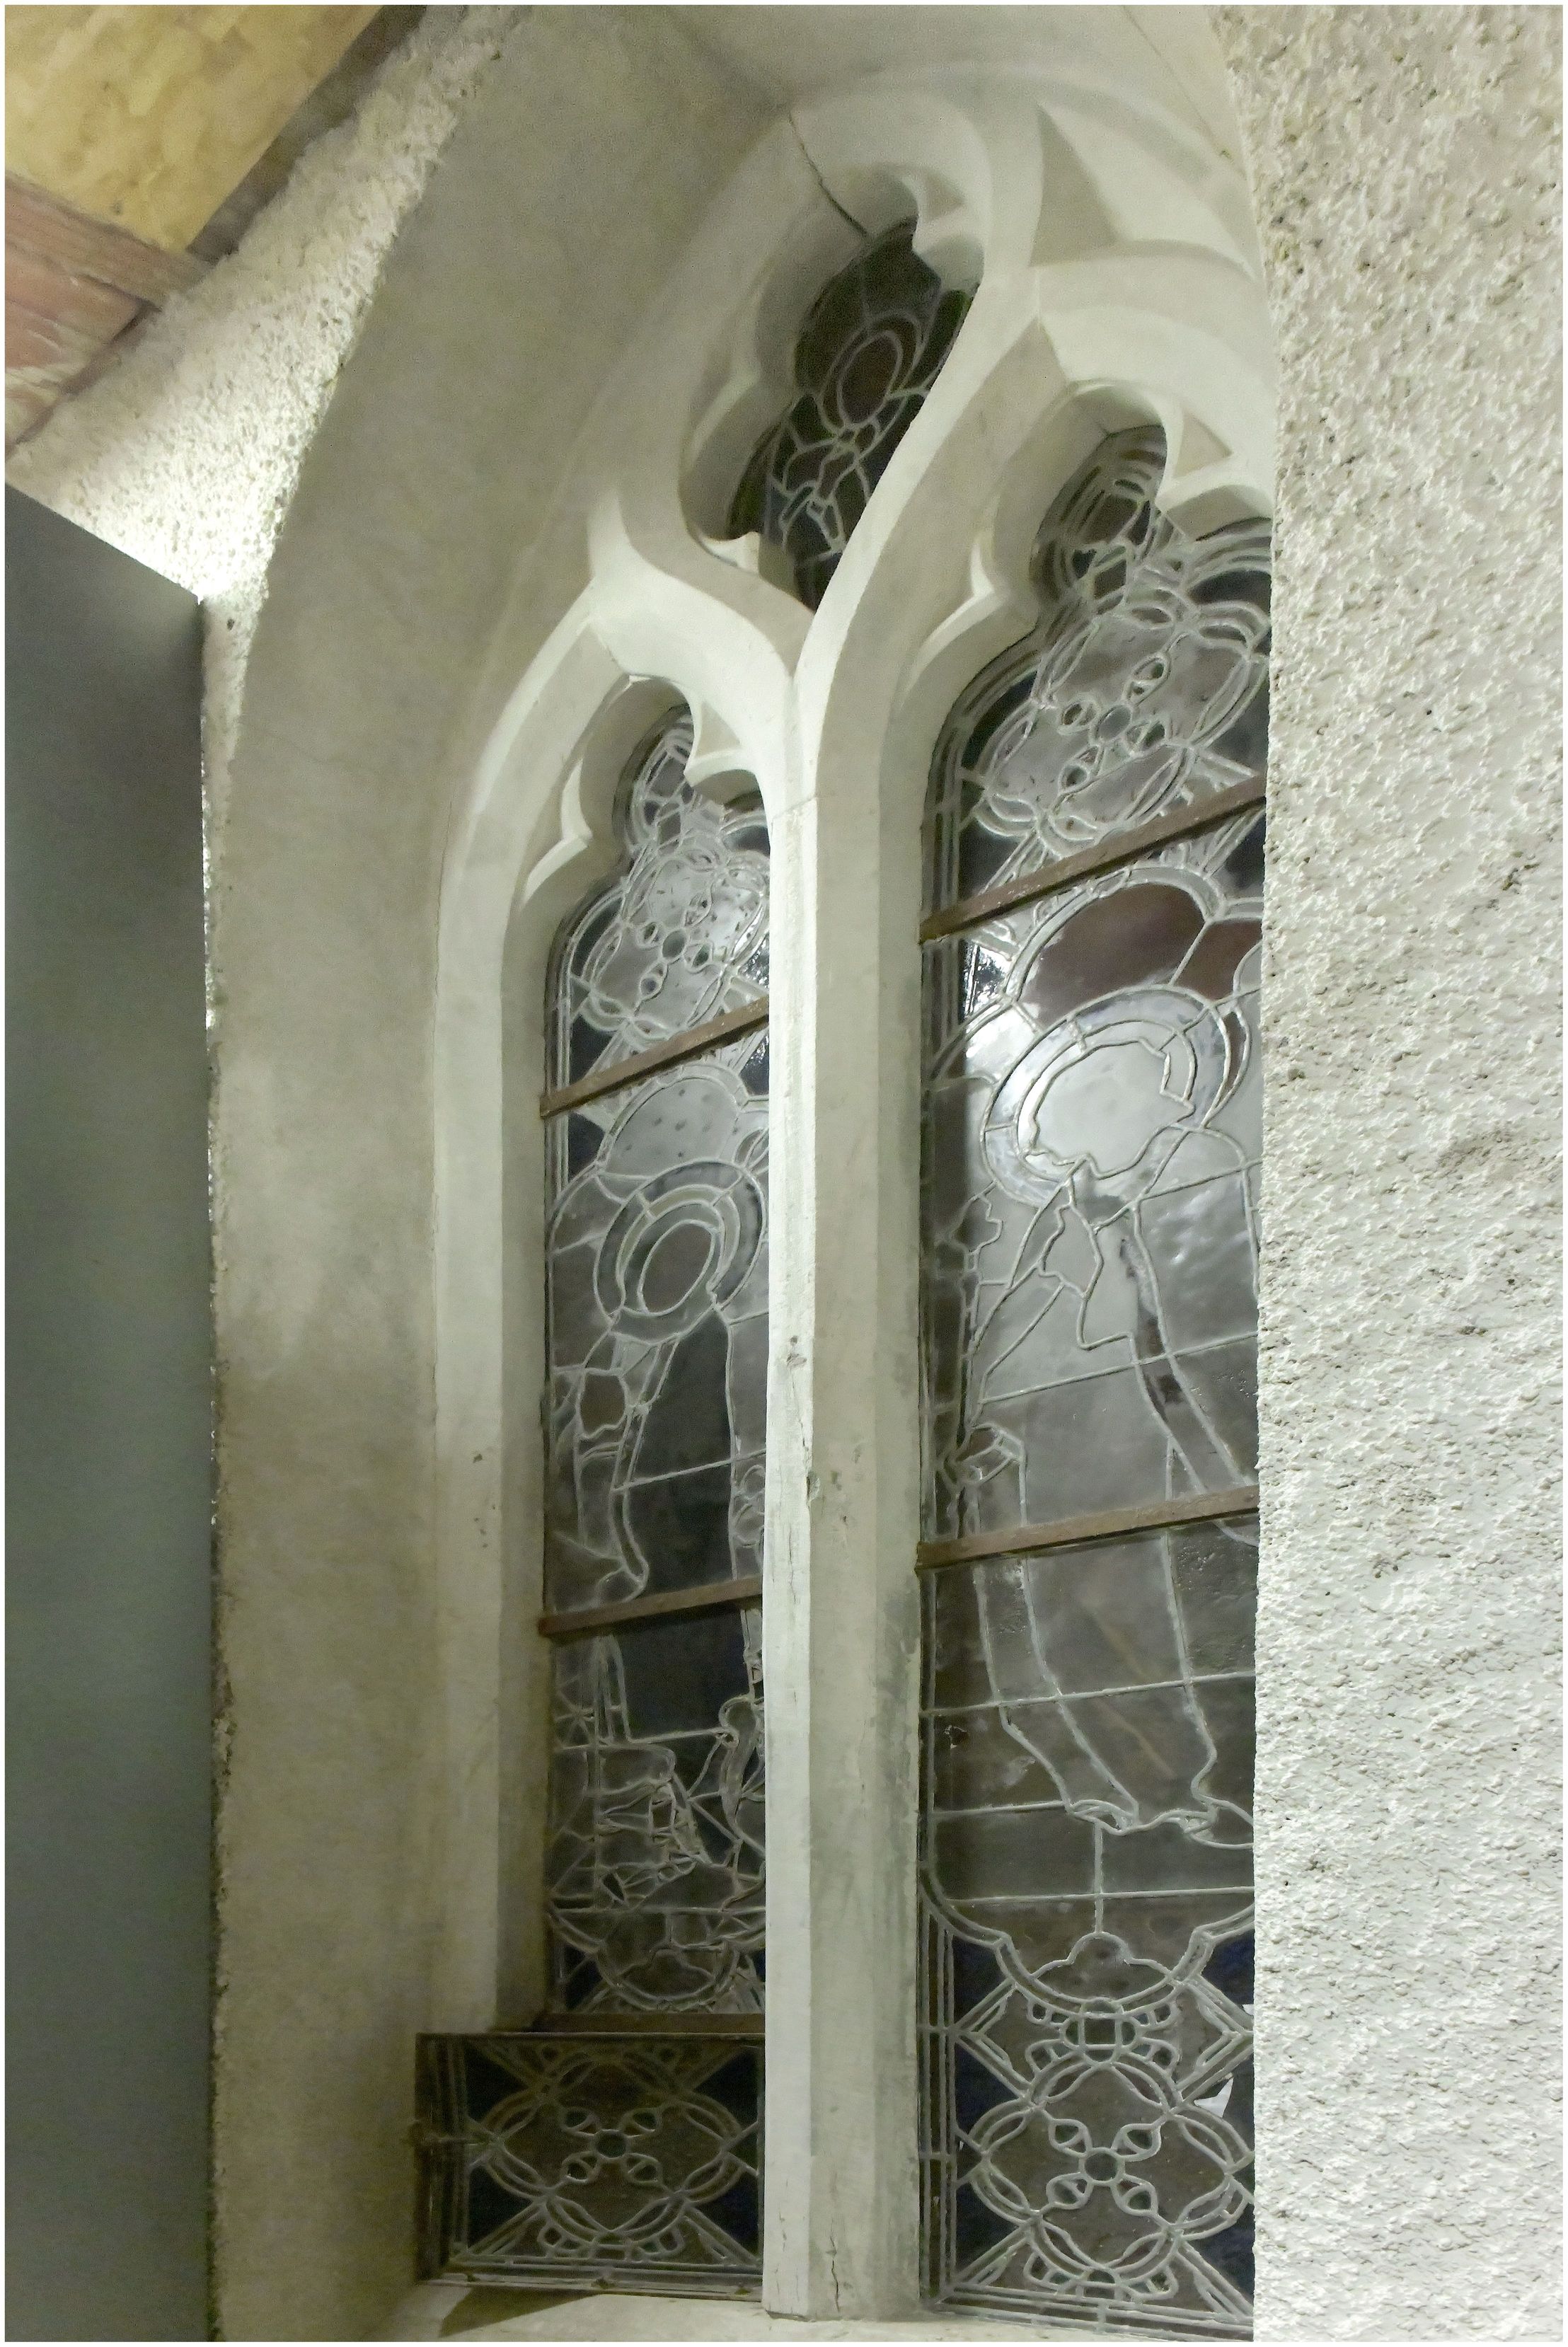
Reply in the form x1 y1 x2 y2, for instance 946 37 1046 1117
761 717 924 2318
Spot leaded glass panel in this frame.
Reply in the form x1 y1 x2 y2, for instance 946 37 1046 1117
923 814 1262 1541
545 1034 768 1615
926 429 1269 912
415 710 771 2300
543 712 771 2022
920 1519 1255 2335
919 429 1267 2334
730 223 971 609
551 713 769 1088
549 1608 764 2015
417 2031 763 2295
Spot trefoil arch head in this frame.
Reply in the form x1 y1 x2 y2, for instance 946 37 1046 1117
550 708 771 1090
926 426 1272 914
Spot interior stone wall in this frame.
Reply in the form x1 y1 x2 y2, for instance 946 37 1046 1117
179 15 767 2339
1216 8 1562 2339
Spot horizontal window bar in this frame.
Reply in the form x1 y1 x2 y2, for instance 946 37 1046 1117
553 1726 730 1751
540 997 768 1118
918 779 1266 943
942 1886 1251 1906
916 1484 1259 1572
925 1667 1252 1717
519 2013 764 2038
538 1573 762 1639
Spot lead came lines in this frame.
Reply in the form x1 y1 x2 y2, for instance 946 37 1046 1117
918 427 1267 2334
422 206 991 2302
543 715 774 2026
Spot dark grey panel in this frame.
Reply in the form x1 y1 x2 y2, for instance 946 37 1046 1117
6 488 211 2341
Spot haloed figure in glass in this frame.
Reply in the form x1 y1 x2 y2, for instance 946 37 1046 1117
919 429 1268 2338
545 713 772 2018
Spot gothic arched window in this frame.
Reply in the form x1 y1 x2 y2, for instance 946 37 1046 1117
424 63 1279 2324
541 710 772 2022
918 429 1269 2335
420 713 773 2293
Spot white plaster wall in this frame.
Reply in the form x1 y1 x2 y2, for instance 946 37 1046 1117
1215 8 1562 2339
204 18 771 2329
6 4 521 797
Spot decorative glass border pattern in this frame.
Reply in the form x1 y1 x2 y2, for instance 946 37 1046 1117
918 1519 1255 2337
550 713 770 1092
417 2031 763 2297
926 428 1270 919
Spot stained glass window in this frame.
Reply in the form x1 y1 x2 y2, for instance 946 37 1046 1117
918 429 1267 2337
417 2031 763 2296
418 710 769 2295
926 427 1269 911
730 222 971 609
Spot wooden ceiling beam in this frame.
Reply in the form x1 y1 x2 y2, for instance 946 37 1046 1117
7 173 209 306
4 8 425 455
5 174 210 452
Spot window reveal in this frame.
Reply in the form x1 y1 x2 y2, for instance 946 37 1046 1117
918 429 1269 2336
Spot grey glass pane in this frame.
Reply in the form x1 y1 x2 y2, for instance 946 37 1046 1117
552 713 769 1088
546 1037 768 1613
920 419 1266 2331
926 429 1270 911
535 691 771 2179
922 813 1263 1543
417 2032 761 2295
729 224 971 610
548 1609 764 2016
921 1520 1256 2336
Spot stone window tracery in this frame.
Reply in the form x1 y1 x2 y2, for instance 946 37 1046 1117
427 69 1276 2329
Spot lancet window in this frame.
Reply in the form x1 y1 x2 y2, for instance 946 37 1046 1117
420 108 1274 2326
917 429 1269 2336
420 713 772 2293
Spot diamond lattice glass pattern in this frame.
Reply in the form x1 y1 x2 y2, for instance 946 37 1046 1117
417 2033 762 2296
926 429 1269 911
730 222 971 609
920 1520 1255 2335
552 713 769 1089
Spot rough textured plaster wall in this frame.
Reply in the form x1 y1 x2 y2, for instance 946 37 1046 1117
200 13 768 2339
1214 10 1562 2338
6 4 520 804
